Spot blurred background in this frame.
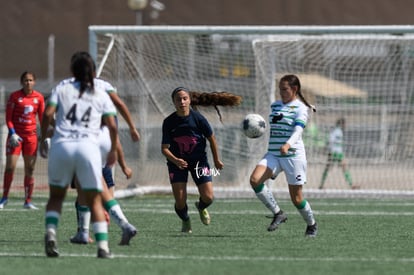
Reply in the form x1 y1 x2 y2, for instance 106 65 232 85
0 0 413 91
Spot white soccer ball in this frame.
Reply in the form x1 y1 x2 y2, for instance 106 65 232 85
241 113 266 138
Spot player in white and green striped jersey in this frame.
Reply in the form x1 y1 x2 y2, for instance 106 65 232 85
249 74 318 237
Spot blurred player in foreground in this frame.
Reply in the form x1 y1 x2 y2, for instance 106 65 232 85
69 121 137 245
40 51 118 258
64 51 138 245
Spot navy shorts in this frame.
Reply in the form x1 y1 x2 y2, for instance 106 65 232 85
167 158 212 185
102 165 115 188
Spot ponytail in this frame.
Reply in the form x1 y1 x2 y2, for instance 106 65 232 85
171 87 242 122
70 51 95 97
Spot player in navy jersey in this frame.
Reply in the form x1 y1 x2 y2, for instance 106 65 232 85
249 74 318 237
161 87 241 233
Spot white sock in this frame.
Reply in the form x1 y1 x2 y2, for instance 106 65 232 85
106 200 129 228
78 205 91 233
93 221 109 252
297 200 316 225
45 211 60 234
254 183 280 215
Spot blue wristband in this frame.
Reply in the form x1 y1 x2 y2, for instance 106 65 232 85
8 128 15 135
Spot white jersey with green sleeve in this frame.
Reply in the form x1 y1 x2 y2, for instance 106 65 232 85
329 127 343 154
94 78 117 94
48 78 117 145
268 99 309 158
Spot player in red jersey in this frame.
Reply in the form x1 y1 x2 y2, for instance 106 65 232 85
0 71 45 209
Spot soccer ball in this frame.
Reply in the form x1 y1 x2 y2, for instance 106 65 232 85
241 113 266 138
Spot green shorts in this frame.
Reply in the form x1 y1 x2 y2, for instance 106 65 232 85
328 152 344 162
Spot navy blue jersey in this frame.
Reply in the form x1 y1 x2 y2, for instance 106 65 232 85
162 110 213 162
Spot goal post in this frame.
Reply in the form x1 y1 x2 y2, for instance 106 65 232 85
88 25 414 198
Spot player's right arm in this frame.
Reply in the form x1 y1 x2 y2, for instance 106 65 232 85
39 104 56 158
5 92 23 147
161 144 188 170
5 92 17 134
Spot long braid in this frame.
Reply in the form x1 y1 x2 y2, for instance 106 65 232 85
189 91 242 122
70 51 95 97
297 91 316 112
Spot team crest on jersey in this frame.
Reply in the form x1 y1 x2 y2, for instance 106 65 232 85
272 113 284 123
18 97 23 102
33 98 38 104
23 105 34 115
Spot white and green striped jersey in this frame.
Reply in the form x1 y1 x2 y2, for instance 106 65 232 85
268 99 308 158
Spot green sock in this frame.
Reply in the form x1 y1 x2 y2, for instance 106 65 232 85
320 170 328 188
345 171 353 186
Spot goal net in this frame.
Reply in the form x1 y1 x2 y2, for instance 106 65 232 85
87 25 414 198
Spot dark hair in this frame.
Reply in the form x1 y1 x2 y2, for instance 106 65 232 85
171 86 189 100
20 71 36 84
70 51 95 96
336 117 345 126
171 86 243 122
279 74 316 112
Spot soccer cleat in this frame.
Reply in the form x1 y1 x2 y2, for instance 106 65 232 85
23 202 38 210
305 222 318 237
97 248 113 259
181 219 192 233
119 223 137 245
267 210 288 231
0 198 8 209
45 232 59 257
70 232 89 244
195 202 210 225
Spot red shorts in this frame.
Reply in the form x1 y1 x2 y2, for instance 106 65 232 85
6 134 38 156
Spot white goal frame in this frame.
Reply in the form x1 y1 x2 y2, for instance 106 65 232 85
88 25 414 199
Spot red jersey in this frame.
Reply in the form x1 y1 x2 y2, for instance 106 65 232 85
6 89 45 137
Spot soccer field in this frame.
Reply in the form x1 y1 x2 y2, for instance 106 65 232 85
0 194 413 275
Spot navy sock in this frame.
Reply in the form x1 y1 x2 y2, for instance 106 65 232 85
175 203 190 221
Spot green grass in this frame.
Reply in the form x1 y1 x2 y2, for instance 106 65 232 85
0 195 413 275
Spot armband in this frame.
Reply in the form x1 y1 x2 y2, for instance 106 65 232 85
8 128 15 135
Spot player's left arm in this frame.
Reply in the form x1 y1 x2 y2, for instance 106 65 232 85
207 134 224 170
281 125 304 154
37 92 45 124
116 137 132 179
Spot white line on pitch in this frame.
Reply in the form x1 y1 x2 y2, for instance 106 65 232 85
0 252 413 263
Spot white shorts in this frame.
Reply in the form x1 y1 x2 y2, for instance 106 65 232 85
99 126 111 167
258 152 307 185
48 140 103 191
